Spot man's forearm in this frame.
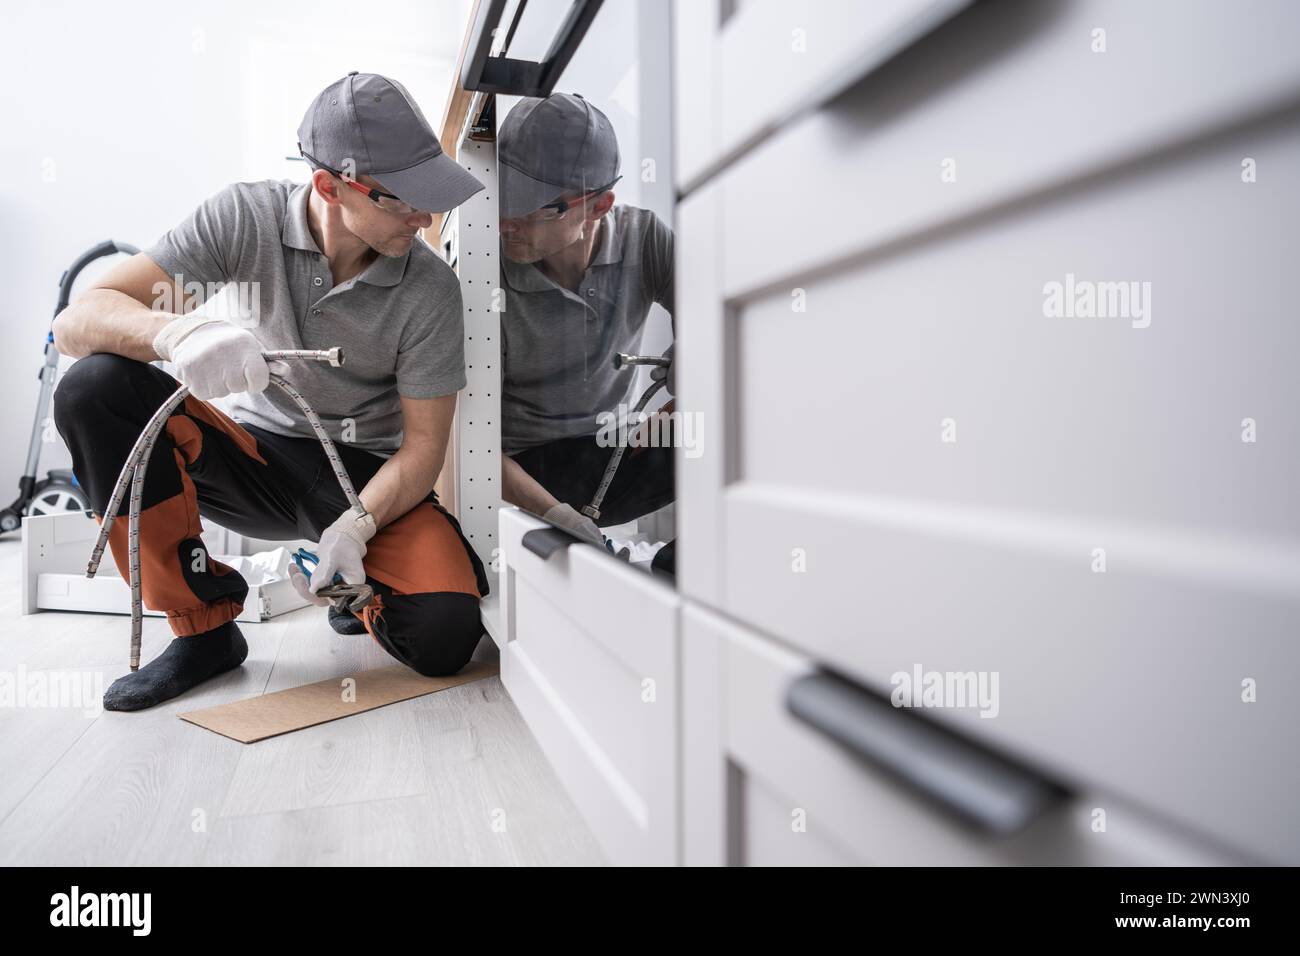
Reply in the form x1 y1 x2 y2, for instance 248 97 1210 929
52 289 174 362
358 441 446 529
501 453 560 515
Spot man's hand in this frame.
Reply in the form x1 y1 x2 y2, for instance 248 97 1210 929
288 563 331 607
649 342 675 396
544 503 605 547
152 315 271 401
306 507 377 600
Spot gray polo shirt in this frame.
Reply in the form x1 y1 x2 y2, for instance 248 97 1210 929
145 179 465 456
500 203 673 454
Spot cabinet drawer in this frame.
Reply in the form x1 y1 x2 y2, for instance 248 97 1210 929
683 605 1242 866
500 507 679 865
672 0 971 190
710 0 1300 298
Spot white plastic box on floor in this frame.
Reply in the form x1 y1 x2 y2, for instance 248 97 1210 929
21 511 312 622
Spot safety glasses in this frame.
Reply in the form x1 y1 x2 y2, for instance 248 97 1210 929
511 175 624 223
300 148 426 216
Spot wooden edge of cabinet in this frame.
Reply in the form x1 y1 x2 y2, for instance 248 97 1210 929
426 0 483 244
425 0 483 517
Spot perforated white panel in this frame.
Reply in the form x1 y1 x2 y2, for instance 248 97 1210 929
450 136 502 570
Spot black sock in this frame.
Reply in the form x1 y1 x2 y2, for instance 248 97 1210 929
102 620 248 712
328 605 369 636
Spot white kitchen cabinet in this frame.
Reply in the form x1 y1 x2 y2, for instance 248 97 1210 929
674 0 1300 865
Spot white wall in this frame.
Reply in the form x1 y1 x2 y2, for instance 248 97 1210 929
0 0 471 484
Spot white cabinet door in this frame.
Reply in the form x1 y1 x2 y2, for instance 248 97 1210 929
500 507 680 865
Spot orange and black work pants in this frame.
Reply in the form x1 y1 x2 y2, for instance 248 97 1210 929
53 353 489 677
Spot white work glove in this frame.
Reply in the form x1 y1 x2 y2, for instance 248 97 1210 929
288 562 330 607
649 342 675 396
543 503 605 547
304 507 377 601
153 315 271 401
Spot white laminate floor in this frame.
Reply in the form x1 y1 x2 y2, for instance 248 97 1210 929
0 536 605 866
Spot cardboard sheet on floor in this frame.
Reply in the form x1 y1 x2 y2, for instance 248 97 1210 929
178 661 499 743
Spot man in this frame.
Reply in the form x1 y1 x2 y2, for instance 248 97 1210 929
496 93 676 553
52 73 489 711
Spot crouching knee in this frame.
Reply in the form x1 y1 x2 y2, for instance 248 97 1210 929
382 592 484 677
53 353 155 430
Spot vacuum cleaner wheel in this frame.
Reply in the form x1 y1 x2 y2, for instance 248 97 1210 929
27 480 90 517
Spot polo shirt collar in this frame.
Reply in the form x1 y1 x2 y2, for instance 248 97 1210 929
281 182 410 287
281 183 319 253
589 210 621 266
356 249 408 286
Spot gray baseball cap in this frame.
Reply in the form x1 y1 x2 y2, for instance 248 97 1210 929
498 93 621 219
298 72 484 214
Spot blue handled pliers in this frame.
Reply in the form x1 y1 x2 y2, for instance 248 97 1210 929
291 547 333 582
291 547 374 612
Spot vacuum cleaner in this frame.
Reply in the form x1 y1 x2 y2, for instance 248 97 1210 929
0 239 139 534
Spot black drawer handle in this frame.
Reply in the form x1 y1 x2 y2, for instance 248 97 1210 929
521 526 579 560
786 671 1066 835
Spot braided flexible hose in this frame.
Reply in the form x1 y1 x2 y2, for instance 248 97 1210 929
581 352 670 521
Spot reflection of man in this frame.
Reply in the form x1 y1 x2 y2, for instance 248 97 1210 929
50 73 490 711
497 93 675 549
